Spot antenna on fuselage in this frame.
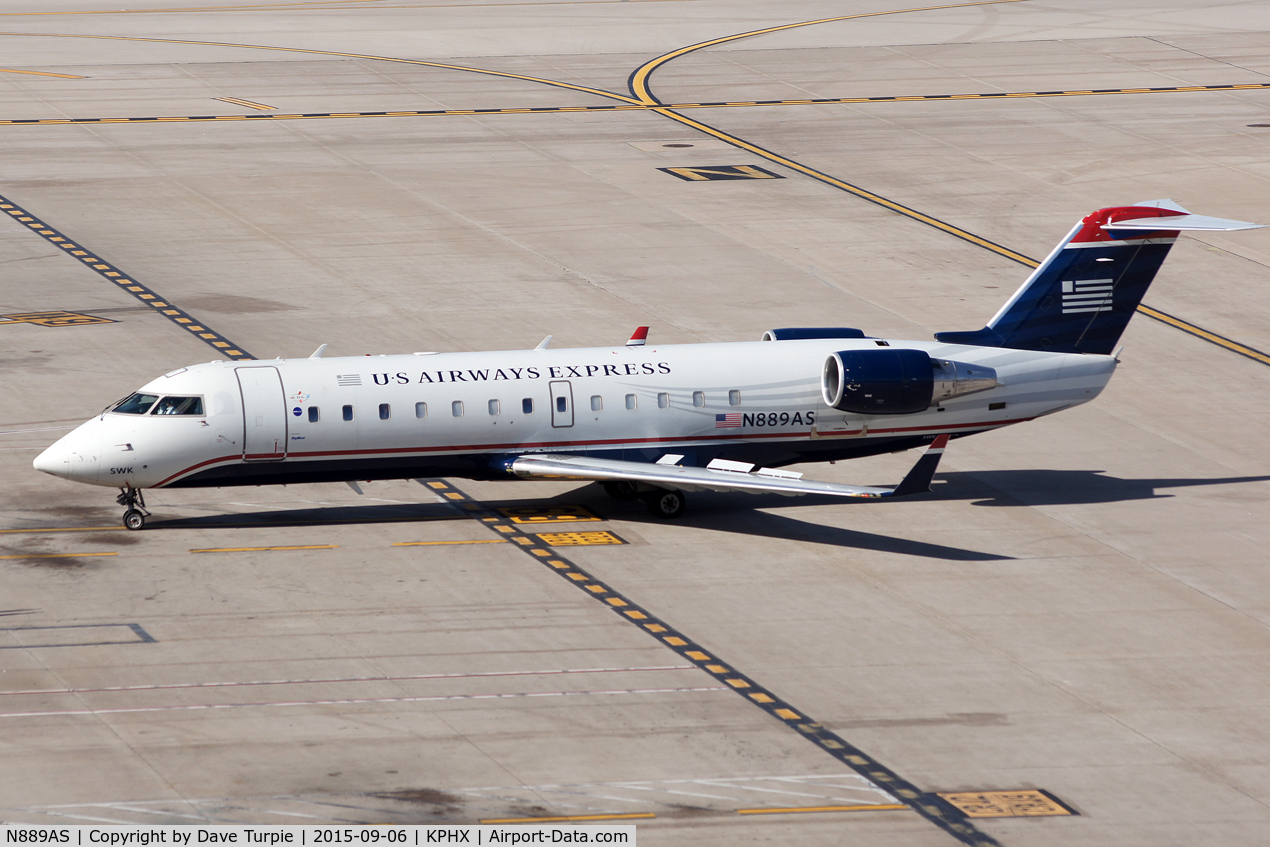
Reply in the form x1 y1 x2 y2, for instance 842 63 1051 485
309 344 329 358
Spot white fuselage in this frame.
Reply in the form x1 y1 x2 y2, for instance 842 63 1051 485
34 337 1117 491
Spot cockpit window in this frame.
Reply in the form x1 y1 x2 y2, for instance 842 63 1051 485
112 393 159 415
151 396 204 415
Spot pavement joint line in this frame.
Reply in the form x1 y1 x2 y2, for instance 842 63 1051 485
419 478 974 841
0 552 119 560
0 0 686 16
391 539 507 546
0 685 729 719
0 665 697 697
4 83 1269 127
188 544 339 553
737 803 910 815
480 813 656 824
0 526 122 534
0 194 256 361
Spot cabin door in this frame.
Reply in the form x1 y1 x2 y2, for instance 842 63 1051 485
236 366 288 461
549 380 574 428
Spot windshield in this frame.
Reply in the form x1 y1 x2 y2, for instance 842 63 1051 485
152 396 204 415
112 393 159 415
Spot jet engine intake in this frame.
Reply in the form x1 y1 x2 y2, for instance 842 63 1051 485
822 349 997 415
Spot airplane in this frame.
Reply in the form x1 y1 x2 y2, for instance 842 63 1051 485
33 200 1261 530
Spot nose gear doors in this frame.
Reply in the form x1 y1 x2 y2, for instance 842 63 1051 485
235 366 287 461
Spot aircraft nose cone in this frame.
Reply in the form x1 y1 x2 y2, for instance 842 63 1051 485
33 425 102 483
32 443 67 476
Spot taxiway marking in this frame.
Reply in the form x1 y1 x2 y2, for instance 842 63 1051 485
9 82 1268 127
0 67 82 78
0 195 255 361
418 479 991 844
213 96 275 110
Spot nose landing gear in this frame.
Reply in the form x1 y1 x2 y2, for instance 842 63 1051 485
116 486 150 531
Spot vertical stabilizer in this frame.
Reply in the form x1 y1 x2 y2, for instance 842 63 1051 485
935 201 1261 354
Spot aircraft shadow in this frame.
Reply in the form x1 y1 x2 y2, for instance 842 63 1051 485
951 469 1270 507
146 502 465 531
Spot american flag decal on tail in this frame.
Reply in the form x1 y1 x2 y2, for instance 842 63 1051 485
715 413 742 428
1061 278 1114 314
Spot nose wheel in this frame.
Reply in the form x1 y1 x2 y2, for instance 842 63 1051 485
116 487 150 531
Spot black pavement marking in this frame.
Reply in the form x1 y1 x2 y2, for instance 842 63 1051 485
419 478 994 845
0 622 156 649
5 83 1270 127
0 194 255 360
658 164 784 181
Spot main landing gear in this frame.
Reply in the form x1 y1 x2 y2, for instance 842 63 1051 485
602 480 686 519
640 488 687 520
117 486 150 531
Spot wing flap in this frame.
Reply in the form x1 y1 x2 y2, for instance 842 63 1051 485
509 435 949 499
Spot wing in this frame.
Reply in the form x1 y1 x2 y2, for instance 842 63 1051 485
508 434 949 499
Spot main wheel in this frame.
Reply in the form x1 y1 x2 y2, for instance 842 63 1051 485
123 509 146 531
643 489 686 520
602 480 639 501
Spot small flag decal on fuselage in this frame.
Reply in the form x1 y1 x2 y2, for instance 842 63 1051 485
715 413 743 428
1061 278 1114 314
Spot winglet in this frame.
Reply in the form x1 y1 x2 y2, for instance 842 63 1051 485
534 336 552 350
626 326 649 347
888 434 949 497
309 343 328 359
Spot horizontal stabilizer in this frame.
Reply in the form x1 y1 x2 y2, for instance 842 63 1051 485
508 436 949 499
1104 212 1262 232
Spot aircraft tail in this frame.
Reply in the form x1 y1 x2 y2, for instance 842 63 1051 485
935 200 1261 355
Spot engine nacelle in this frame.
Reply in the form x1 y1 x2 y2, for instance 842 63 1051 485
762 327 867 341
822 349 998 415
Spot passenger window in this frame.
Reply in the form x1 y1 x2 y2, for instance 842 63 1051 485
379 403 390 420
488 399 500 416
342 405 354 421
112 393 159 415
590 395 602 412
522 398 533 414
625 394 636 410
729 390 741 406
415 402 427 419
693 391 705 407
658 392 669 409
152 396 204 415
452 400 464 417
556 396 568 413
308 406 319 422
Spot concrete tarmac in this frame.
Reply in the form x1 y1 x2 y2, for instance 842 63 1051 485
2 1 1269 844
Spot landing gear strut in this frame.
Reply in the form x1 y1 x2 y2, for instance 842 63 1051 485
642 488 687 520
116 486 150 531
602 480 640 501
